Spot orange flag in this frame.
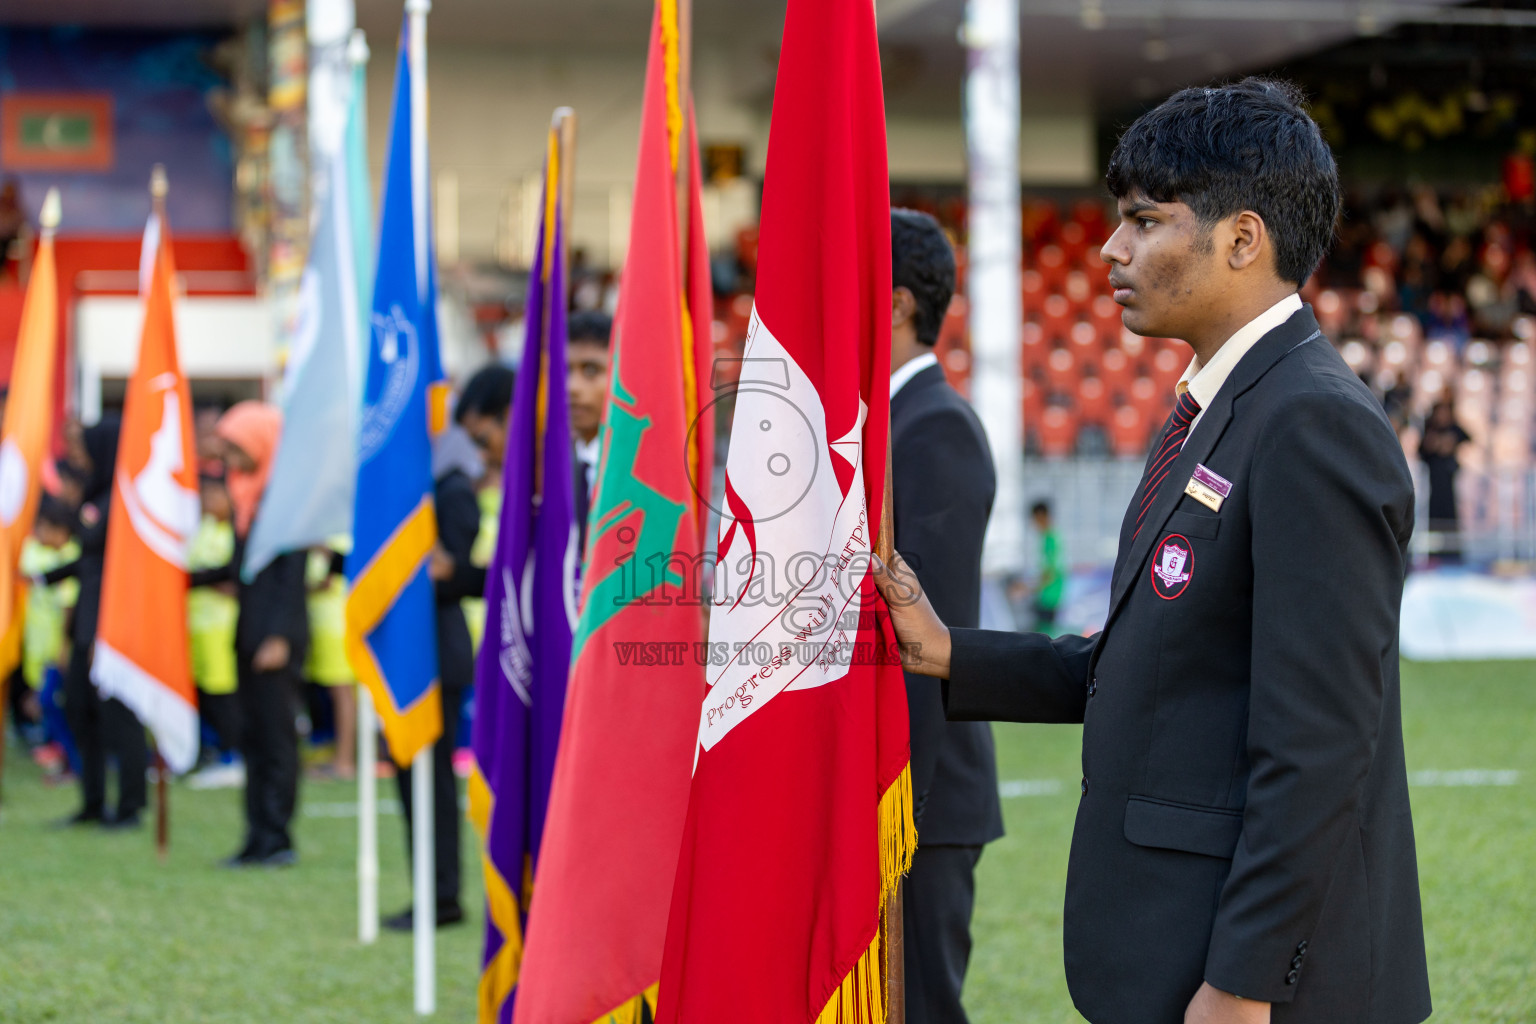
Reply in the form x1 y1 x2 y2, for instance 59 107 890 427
0 189 61 678
92 218 200 773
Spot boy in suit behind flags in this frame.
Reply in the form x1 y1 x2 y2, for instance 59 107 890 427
878 79 1430 1024
887 208 1002 1024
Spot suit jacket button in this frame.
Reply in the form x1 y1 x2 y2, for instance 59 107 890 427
1087 677 1097 697
1080 777 1088 795
1285 970 1299 985
1297 940 1309 954
1291 955 1304 969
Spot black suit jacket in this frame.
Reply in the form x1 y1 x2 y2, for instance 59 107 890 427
432 467 482 693
892 362 1004 847
943 307 1431 1023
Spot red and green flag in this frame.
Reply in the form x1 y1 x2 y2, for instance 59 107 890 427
510 2 713 1021
657 0 913 1019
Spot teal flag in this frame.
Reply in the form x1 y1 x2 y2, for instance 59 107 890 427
244 50 371 580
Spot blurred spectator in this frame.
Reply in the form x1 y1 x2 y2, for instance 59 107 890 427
1028 500 1064 635
0 178 27 276
1419 399 1471 558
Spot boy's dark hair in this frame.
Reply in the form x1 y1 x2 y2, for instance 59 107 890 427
455 364 516 423
36 494 73 529
1029 500 1052 519
891 209 955 347
1105 77 1340 286
568 310 613 348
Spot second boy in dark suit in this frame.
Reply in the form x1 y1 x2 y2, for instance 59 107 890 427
888 208 1003 1024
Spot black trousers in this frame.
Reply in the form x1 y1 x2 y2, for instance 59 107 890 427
63 641 147 819
236 661 300 855
904 843 984 1024
199 691 242 757
395 684 464 908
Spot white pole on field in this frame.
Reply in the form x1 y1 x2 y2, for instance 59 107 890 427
407 0 436 1014
412 749 436 1015
964 0 1025 577
358 686 379 944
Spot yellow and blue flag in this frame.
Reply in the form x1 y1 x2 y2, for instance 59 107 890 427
345 18 443 767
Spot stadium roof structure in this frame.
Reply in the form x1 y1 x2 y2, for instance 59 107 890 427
2 0 1531 116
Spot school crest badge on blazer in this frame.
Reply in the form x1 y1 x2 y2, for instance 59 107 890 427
1152 534 1193 599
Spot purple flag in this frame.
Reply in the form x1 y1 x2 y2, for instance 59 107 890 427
468 131 579 1024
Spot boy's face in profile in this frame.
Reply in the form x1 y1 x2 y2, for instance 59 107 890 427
1102 193 1226 343
566 339 610 444
1031 509 1051 531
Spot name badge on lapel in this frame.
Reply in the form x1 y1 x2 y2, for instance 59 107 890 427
1184 463 1232 512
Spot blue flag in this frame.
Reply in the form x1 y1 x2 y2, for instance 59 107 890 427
467 122 579 1024
244 50 370 581
345 21 444 766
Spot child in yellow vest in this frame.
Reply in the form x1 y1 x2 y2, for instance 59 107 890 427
306 543 355 780
187 475 242 789
20 497 80 777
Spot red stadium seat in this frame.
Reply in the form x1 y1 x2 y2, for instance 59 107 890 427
1065 270 1093 308
1021 268 1046 308
1091 293 1123 344
1069 318 1100 355
1020 320 1047 374
1040 293 1073 345
1099 346 1134 397
1037 244 1068 292
1059 221 1089 265
1021 374 1045 428
1076 376 1112 425
1129 375 1169 423
1045 345 1079 395
1037 405 1078 458
1109 404 1152 457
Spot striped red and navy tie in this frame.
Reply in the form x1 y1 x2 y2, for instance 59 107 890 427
1133 388 1202 539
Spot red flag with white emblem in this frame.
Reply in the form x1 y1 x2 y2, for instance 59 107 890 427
657 0 912 1019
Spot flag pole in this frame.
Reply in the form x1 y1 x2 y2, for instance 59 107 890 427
554 107 576 282
150 164 171 862
349 23 381 949
406 0 436 1013
877 431 905 1023
358 686 379 943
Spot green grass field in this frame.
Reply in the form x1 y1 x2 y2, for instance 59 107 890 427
1 659 1531 1023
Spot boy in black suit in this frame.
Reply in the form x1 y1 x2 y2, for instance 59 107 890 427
888 208 1002 1024
878 80 1430 1024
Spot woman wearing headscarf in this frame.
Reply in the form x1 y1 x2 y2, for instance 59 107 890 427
50 416 150 828
197 402 310 867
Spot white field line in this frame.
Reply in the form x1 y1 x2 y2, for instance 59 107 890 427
999 779 1064 798
305 799 403 818
1409 770 1520 787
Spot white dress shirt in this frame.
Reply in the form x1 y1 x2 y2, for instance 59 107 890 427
890 350 939 399
574 434 601 495
1178 292 1303 441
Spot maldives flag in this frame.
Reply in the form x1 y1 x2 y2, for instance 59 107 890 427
657 0 912 1019
93 215 200 773
512 4 713 1020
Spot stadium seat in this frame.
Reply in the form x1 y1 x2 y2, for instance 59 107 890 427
1076 376 1111 425
1040 293 1073 345
1099 346 1134 397
1069 319 1101 363
1045 345 1079 394
1037 404 1078 458
1109 403 1152 457
1020 320 1047 373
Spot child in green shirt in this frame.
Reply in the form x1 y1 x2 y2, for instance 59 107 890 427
1030 500 1065 636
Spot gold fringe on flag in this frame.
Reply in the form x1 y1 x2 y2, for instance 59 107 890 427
592 983 660 1024
468 764 527 1024
815 762 916 1024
